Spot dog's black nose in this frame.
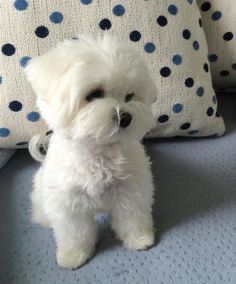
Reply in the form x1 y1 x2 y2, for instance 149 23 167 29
120 112 132 128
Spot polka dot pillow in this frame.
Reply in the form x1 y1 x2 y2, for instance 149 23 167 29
0 0 225 148
198 1 236 89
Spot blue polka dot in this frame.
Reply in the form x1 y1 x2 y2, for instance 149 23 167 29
208 54 218 62
144 43 156 53
99 18 112 30
50 11 64 24
9 100 23 112
14 0 28 11
196 87 204 97
172 103 183 113
2 44 16 56
168 5 178 15
207 107 214 116
0 76 2 84
187 0 193 4
27 112 40 122
20 56 31 68
113 5 125 16
0 128 10 137
212 11 222 21
193 41 200 50
189 130 199 135
183 29 191 40
35 26 49 38
212 95 217 104
172 54 182 65
80 0 92 4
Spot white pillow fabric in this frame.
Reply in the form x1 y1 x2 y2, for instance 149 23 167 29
198 0 236 89
0 0 225 148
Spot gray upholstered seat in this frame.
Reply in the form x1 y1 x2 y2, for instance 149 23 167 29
0 94 235 284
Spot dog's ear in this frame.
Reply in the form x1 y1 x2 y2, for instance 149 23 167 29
25 41 81 130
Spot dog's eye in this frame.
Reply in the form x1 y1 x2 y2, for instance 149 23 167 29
86 88 104 102
125 93 134 103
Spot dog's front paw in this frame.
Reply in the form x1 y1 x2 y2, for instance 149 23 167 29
124 231 154 251
56 246 94 269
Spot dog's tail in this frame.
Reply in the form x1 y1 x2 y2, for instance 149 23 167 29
29 133 51 162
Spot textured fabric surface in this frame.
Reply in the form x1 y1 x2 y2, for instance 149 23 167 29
0 94 235 284
198 0 236 88
0 0 225 147
0 149 15 170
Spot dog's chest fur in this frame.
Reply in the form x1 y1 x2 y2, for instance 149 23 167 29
47 137 133 197
75 143 130 195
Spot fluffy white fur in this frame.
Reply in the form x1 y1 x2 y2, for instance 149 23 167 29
26 34 157 269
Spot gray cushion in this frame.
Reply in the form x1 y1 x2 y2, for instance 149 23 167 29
0 94 235 284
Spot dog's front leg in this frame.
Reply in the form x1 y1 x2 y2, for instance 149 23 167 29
51 208 97 269
110 181 155 251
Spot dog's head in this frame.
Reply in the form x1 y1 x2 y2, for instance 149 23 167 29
26 34 157 144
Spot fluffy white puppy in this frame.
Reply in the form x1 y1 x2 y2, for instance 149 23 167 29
26 34 157 269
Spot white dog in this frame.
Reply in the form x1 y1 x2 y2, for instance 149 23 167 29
26 34 157 269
